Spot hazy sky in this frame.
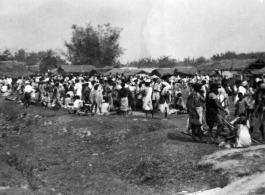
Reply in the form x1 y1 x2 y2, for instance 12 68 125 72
0 0 265 63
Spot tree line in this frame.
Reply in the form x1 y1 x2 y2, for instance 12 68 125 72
0 49 67 73
123 51 265 68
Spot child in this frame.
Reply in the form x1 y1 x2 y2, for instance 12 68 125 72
175 92 186 111
227 113 251 148
101 97 110 115
246 92 255 117
64 94 73 109
235 92 249 117
42 93 50 108
73 96 83 110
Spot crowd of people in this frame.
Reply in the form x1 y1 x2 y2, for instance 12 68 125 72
0 73 190 117
1 72 265 148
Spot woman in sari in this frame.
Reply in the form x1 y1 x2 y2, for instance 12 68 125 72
118 83 129 116
142 80 154 118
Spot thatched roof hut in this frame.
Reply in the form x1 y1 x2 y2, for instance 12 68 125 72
252 67 265 75
137 68 155 74
150 68 175 78
91 66 114 75
197 59 265 72
104 68 141 76
174 66 197 76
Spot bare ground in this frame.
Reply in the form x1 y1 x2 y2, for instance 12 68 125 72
0 95 262 195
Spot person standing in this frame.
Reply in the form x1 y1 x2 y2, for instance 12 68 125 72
186 83 205 141
254 85 265 141
233 80 246 105
118 82 129 116
23 81 33 109
74 79 83 99
152 78 161 112
142 80 154 118
159 82 171 119
136 82 143 111
52 82 60 106
206 83 228 143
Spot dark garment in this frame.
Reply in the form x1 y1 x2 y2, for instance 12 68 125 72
118 88 129 98
159 93 170 104
23 92 31 108
254 88 262 109
206 92 222 126
119 88 133 106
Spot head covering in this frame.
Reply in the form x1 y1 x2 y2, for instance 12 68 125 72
242 81 248 87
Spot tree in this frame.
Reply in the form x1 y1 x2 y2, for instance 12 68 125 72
3 49 13 60
0 49 13 61
194 56 206 66
26 52 41 66
157 56 177 67
39 50 58 73
14 49 27 62
65 23 124 67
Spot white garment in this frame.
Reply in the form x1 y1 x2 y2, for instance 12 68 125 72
16 79 22 84
234 124 251 148
101 103 110 113
201 85 207 98
218 93 225 107
24 85 33 93
1 85 7 93
142 87 153 110
74 82 82 96
159 102 170 114
74 100 83 109
7 78 12 85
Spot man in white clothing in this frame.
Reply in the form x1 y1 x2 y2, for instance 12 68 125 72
24 81 33 109
233 80 246 105
74 79 83 99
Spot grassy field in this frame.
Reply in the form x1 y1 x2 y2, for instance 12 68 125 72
0 93 256 195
